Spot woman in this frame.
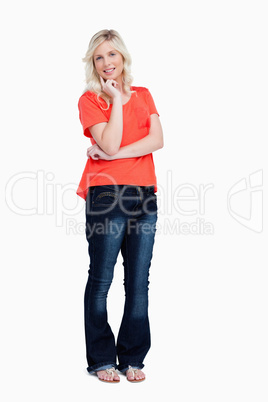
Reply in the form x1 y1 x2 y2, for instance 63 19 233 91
77 29 163 383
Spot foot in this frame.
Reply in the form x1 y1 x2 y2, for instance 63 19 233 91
97 368 120 383
126 366 146 382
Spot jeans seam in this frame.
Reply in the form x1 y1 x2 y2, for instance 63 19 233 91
86 200 95 308
125 233 130 306
123 232 131 339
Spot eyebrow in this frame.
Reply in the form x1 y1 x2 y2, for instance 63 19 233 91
94 50 116 57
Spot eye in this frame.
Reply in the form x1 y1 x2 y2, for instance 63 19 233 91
95 56 102 61
110 52 116 56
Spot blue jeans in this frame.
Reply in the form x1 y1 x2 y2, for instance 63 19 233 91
84 184 158 373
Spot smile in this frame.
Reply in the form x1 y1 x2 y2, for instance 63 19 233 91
103 68 115 73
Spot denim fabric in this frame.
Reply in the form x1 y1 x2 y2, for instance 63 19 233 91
84 185 158 374
94 364 115 373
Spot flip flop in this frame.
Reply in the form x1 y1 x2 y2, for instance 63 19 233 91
126 366 146 383
97 367 120 383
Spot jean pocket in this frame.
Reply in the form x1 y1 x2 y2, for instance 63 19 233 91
142 192 157 216
93 190 118 206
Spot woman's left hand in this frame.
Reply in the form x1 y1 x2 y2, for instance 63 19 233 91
86 144 112 160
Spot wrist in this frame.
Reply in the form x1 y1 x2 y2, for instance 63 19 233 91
112 94 122 104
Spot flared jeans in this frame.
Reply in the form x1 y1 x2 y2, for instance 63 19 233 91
84 184 158 373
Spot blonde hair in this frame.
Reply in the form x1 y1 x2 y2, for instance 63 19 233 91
82 29 133 108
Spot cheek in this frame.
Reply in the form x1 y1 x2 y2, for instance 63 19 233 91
115 56 123 67
117 60 124 72
94 61 103 72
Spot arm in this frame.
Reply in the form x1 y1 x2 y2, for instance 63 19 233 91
89 78 123 156
111 114 163 159
87 114 164 160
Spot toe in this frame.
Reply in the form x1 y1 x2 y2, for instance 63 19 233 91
97 370 105 380
136 370 145 381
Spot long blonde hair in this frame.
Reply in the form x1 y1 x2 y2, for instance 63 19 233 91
82 29 133 108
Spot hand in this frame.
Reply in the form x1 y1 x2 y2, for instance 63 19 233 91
99 76 121 100
87 144 113 160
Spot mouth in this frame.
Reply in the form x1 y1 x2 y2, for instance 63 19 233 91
103 68 115 74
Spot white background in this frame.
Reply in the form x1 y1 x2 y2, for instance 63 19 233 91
1 0 267 401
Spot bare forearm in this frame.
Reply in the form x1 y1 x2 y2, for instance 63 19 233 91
101 97 123 154
89 78 124 155
110 134 163 159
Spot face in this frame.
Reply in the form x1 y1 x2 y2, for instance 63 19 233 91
93 41 124 83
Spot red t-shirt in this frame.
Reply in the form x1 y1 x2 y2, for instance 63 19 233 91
76 86 159 200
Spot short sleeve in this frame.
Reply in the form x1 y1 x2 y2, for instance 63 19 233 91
78 92 109 138
145 89 159 116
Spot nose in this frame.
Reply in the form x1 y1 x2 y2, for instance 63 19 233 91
103 57 111 67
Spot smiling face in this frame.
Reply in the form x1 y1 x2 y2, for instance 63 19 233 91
93 41 124 84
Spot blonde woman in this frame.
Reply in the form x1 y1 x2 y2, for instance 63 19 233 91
77 29 163 383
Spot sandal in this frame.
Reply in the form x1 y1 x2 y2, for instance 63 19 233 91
126 366 145 383
97 367 120 383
